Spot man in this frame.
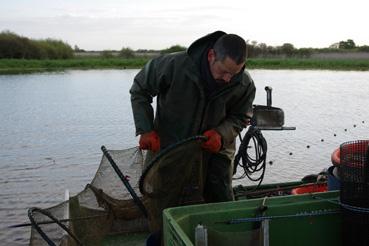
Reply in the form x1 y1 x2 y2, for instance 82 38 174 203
130 31 255 232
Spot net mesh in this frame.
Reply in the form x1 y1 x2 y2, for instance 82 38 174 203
339 140 369 246
29 147 149 246
141 140 203 201
140 141 205 232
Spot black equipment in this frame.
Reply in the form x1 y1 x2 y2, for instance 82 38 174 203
252 86 296 131
234 86 295 188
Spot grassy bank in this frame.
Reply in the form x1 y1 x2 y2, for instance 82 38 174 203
247 58 369 71
1 57 369 74
0 58 148 74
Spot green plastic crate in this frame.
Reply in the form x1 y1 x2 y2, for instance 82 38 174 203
163 191 342 246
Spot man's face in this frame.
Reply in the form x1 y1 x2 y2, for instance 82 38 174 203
208 49 245 83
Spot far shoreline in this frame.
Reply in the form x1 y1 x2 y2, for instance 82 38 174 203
1 57 369 75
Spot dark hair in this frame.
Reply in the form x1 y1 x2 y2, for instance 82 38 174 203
213 34 247 64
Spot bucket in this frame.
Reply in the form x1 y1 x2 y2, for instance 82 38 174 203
327 166 340 191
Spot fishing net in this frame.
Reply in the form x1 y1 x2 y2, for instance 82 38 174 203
29 138 207 245
29 147 149 246
339 140 369 246
140 139 205 232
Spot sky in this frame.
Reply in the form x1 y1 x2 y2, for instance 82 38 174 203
1 0 368 51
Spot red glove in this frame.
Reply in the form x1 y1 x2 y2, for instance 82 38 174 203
139 131 160 152
202 129 222 153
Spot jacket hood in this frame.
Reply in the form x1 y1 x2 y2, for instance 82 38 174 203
187 31 226 67
186 30 246 84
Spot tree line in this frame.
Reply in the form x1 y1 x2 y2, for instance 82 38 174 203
1 30 369 60
71 40 369 60
95 44 187 58
245 40 369 58
0 31 74 59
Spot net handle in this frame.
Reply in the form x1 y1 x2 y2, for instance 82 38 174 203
28 207 83 246
101 146 148 218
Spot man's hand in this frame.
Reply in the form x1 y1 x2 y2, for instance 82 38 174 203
202 129 222 153
139 131 160 152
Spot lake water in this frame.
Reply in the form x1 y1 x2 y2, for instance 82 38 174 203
1 69 369 245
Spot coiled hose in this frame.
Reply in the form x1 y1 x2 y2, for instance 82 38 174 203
233 126 268 188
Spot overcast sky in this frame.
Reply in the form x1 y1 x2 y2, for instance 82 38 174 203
1 0 368 50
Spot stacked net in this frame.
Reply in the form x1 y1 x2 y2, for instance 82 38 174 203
29 147 149 246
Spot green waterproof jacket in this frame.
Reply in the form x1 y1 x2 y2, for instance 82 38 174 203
130 31 256 160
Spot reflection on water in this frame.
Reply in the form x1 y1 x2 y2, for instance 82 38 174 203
1 69 369 244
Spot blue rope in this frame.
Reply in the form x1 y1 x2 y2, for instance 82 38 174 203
225 209 340 224
340 202 369 213
311 195 369 214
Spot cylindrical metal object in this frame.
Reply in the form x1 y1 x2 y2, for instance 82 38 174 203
265 86 272 107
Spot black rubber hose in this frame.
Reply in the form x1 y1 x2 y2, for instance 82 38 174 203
233 126 268 188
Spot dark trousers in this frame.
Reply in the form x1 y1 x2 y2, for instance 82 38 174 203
203 153 234 202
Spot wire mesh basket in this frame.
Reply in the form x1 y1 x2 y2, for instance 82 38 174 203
339 140 369 245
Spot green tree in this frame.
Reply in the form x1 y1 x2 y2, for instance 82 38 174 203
358 45 369 52
280 43 295 57
267 46 279 56
0 31 73 59
296 48 312 58
339 39 356 49
119 47 135 58
161 45 186 54
0 31 26 58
